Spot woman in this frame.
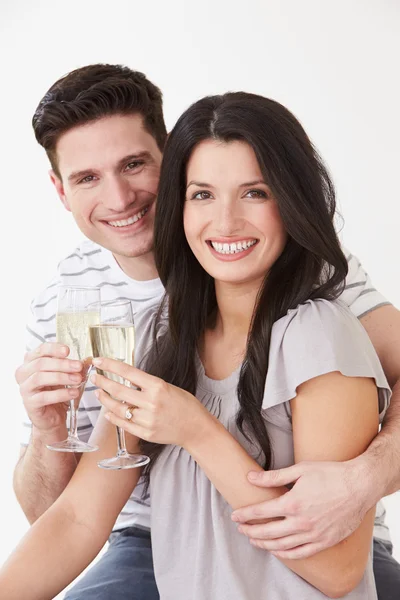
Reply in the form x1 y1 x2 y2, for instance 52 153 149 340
0 93 390 599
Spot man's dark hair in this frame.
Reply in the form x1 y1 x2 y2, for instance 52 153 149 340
32 63 167 177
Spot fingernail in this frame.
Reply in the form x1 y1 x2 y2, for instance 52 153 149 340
69 388 79 397
93 358 103 366
237 526 243 533
71 362 82 371
69 374 82 383
60 346 68 356
104 413 111 421
248 471 259 480
90 374 97 384
94 389 100 398
231 514 239 522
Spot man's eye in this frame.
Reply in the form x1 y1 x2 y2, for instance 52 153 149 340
192 191 212 200
125 161 144 171
79 175 96 184
245 189 268 199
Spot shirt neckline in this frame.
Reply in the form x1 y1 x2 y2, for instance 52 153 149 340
100 247 164 297
195 352 241 395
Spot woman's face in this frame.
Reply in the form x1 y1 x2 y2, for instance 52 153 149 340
183 139 288 288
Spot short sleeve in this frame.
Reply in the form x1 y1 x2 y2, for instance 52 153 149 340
263 299 391 421
338 247 391 318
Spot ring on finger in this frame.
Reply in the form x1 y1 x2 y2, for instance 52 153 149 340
125 406 136 421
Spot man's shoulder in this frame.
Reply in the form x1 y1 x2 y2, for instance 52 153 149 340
30 241 106 318
57 240 105 274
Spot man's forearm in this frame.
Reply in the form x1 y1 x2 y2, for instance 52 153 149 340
358 380 400 500
13 426 77 523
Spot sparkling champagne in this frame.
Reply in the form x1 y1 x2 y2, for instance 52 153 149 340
89 324 135 384
56 311 100 361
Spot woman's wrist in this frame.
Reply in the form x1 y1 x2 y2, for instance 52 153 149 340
183 409 224 455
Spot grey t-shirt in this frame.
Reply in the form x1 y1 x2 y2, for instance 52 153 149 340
147 299 390 600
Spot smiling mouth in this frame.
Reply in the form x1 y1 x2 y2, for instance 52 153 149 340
106 207 149 228
208 239 258 255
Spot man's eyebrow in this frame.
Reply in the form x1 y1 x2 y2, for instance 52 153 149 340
67 151 153 182
116 151 153 170
68 169 94 182
186 179 267 190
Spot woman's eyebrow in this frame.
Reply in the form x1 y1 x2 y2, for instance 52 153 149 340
186 179 267 190
186 181 214 190
239 179 266 187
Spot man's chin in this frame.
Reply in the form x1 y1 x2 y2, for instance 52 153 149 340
107 242 155 260
75 220 154 259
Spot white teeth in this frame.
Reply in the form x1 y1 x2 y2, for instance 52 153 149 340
210 240 257 255
107 208 148 228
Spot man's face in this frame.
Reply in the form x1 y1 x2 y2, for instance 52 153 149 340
52 114 162 261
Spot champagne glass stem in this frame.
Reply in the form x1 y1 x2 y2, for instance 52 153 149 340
116 424 128 457
69 400 79 439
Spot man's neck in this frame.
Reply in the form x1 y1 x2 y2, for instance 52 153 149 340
112 251 159 281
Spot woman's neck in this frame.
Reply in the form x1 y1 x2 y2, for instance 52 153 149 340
200 278 263 380
213 278 263 339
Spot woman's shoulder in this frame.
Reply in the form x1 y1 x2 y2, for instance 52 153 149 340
271 298 368 356
274 297 358 332
270 297 379 369
263 298 390 415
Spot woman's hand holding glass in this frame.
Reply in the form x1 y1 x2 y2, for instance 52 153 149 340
91 358 213 449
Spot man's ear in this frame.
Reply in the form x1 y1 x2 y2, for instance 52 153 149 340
49 170 71 212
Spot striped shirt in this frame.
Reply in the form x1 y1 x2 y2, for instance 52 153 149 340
20 242 391 538
22 239 164 531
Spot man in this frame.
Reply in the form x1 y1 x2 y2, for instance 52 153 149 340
14 64 400 599
15 64 165 599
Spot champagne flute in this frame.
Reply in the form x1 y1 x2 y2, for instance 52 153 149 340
89 300 150 470
46 286 100 452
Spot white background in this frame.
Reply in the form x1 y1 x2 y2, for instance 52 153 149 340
0 0 399 594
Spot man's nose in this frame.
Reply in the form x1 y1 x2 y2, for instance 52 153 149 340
102 177 136 211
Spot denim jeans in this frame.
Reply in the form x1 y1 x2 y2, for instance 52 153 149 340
64 527 159 600
373 538 400 600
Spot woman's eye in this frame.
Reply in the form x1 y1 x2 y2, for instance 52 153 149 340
192 191 212 200
245 189 268 199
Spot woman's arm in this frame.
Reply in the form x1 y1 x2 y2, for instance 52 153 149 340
187 372 379 598
95 358 379 597
0 412 141 600
229 305 399 560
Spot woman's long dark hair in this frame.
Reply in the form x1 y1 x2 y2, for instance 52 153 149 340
140 92 348 483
